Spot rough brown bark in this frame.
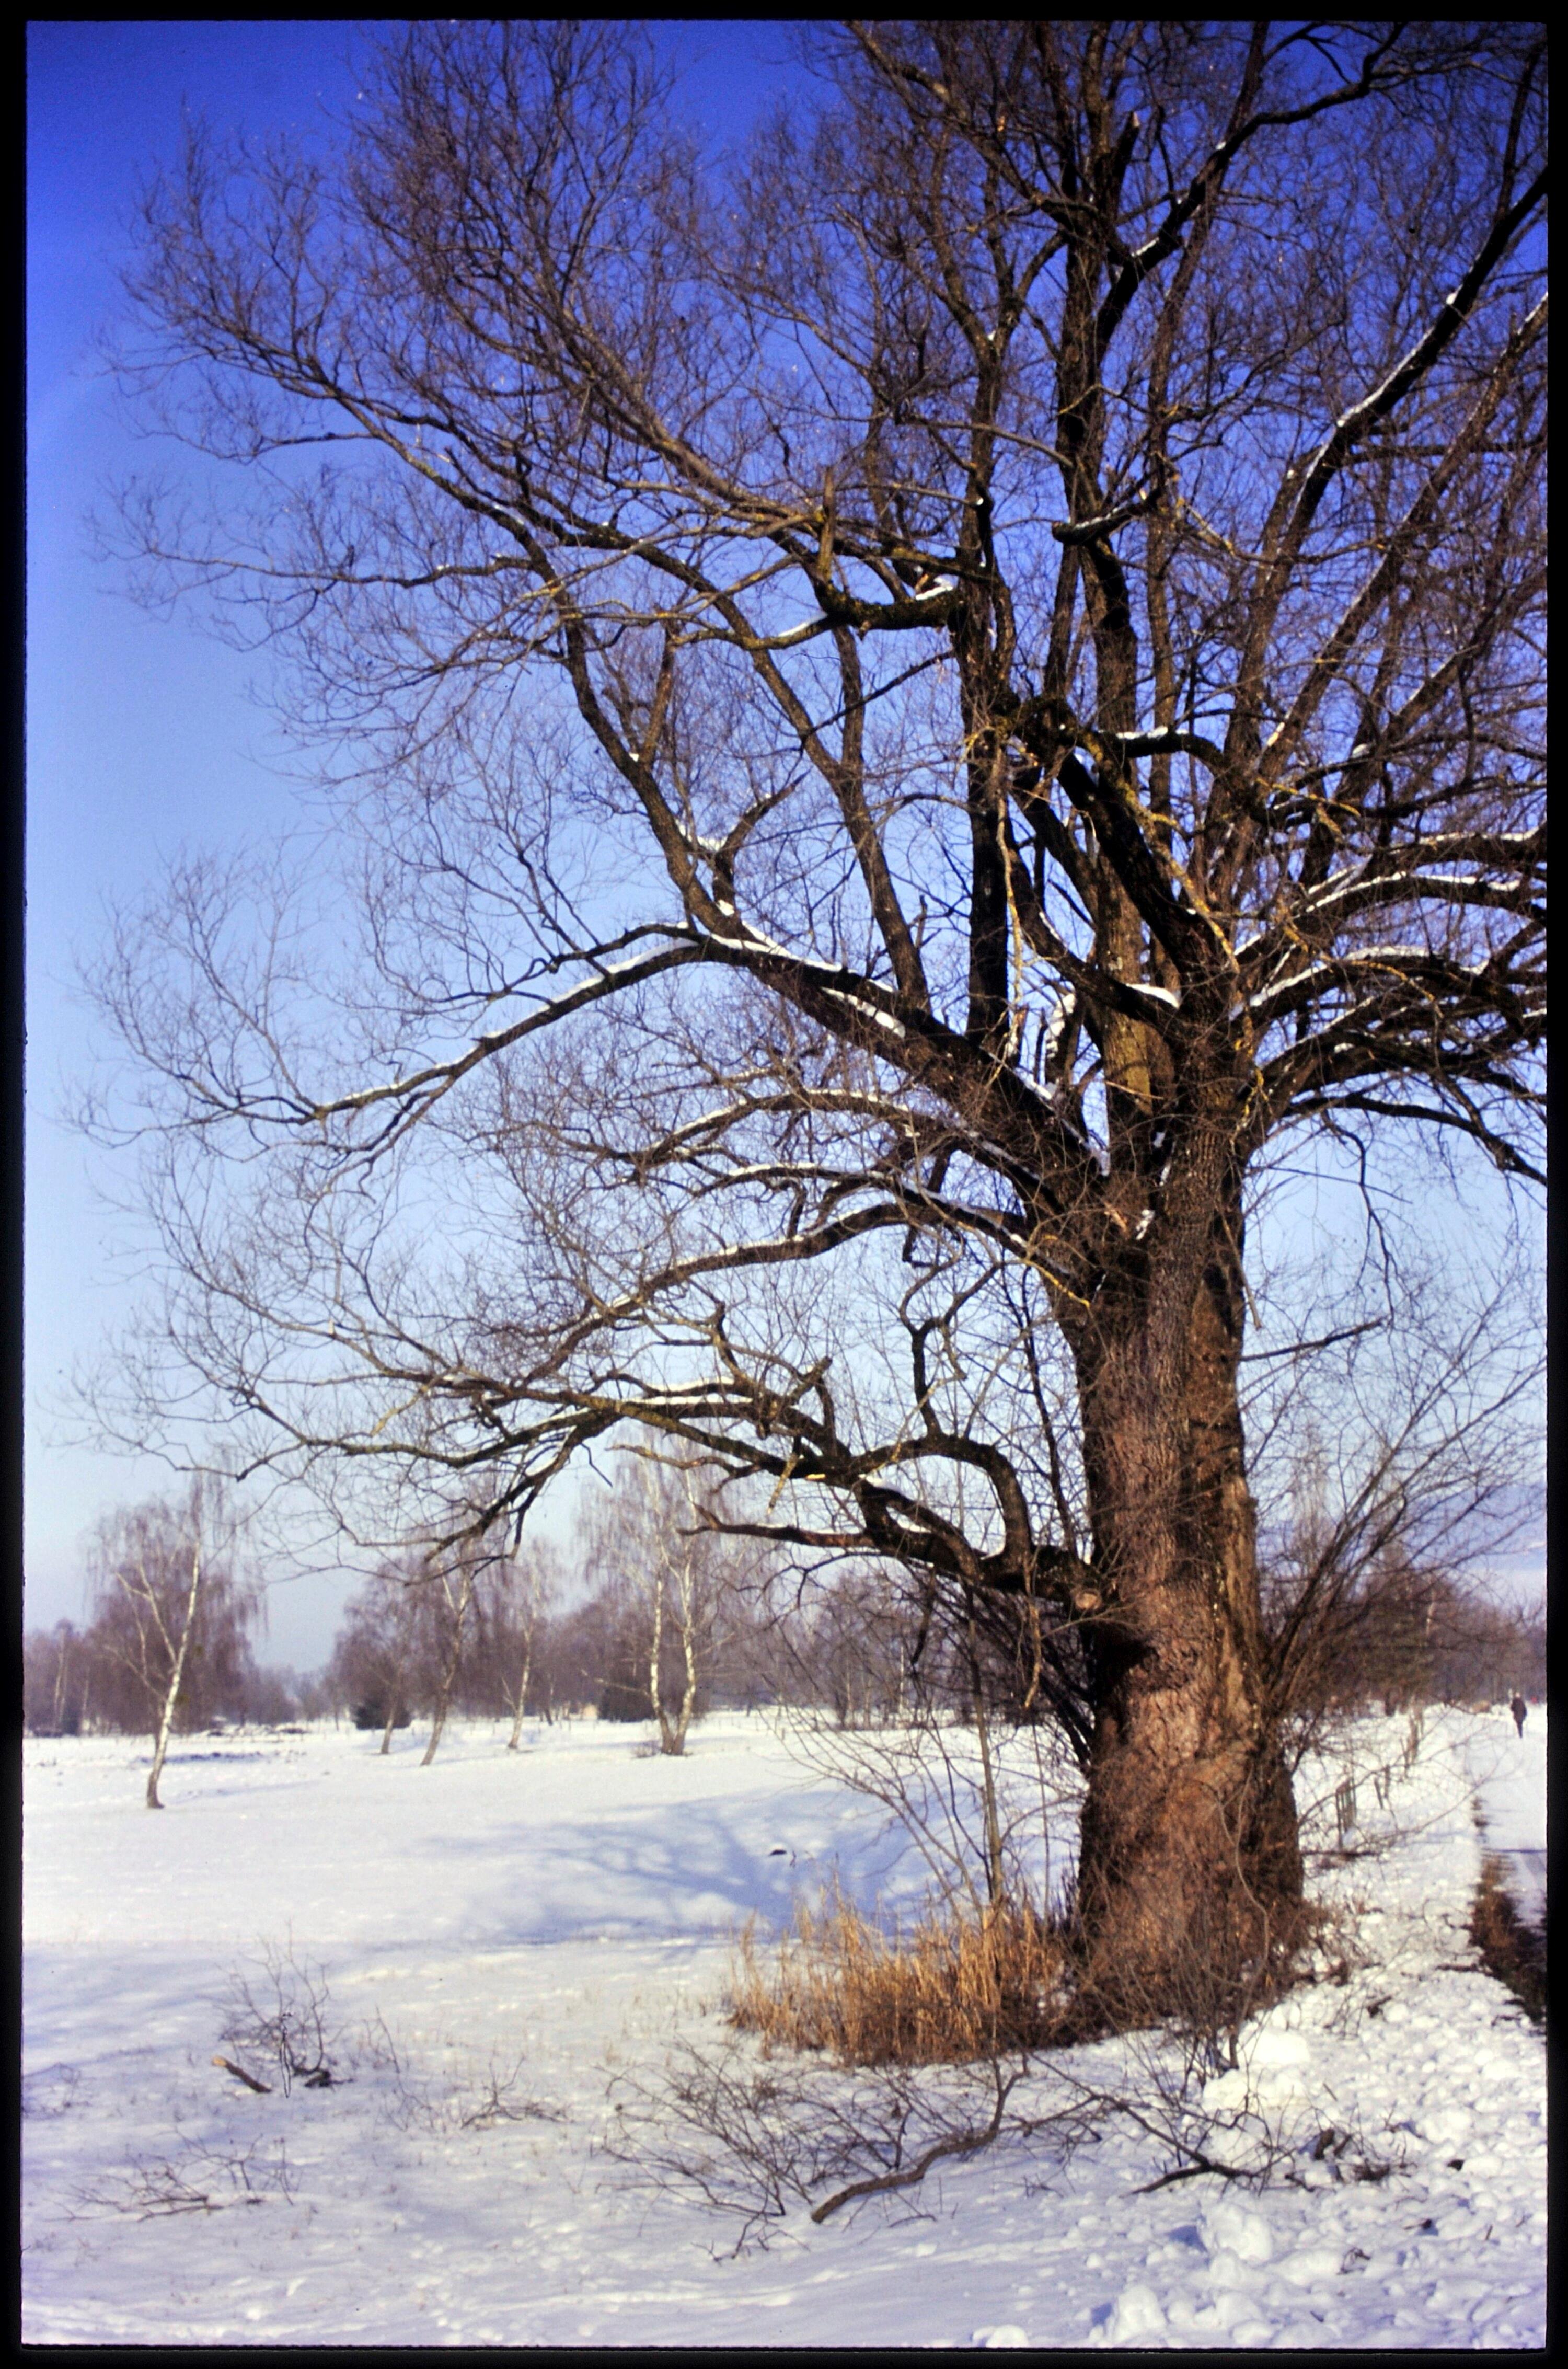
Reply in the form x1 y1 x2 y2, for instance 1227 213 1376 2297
1070 1210 1302 2014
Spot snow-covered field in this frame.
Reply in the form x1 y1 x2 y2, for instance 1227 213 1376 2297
22 1706 1544 2348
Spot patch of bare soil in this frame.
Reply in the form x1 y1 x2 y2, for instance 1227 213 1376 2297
1469 1854 1546 2023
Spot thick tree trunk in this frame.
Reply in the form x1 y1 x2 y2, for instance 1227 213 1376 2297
1070 1222 1301 2021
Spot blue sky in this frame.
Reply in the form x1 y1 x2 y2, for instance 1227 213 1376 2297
25 21 816 1665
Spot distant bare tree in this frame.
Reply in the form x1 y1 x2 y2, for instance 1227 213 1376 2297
579 1445 732 1754
88 1482 256 1805
328 1530 553 1754
761 1561 920 1730
642 1462 708 1756
1239 1254 1541 1751
23 1622 89 1738
327 1560 419 1747
89 22 1545 2008
414 1546 478 1766
475 1544 557 1748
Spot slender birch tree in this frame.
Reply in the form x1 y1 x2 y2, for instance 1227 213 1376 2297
494 1548 555 1751
578 1447 727 1755
87 1483 253 1806
419 1550 479 1766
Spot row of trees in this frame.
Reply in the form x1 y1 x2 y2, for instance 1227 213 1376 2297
20 1469 926 1762
24 1616 329 1741
27 1452 1543 1774
323 1526 1547 1747
316 1453 941 1752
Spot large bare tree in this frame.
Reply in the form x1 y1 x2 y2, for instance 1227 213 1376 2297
91 22 1545 2008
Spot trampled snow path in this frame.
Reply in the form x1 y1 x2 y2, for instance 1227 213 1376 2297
1461 1708 1547 1929
22 1709 1545 2347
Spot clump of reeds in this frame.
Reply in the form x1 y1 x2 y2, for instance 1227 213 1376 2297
726 1885 1069 2067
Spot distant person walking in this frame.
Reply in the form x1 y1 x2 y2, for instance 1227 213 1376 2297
1510 1692 1528 1738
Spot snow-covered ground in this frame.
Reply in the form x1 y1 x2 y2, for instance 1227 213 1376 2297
1461 1709 1548 1928
22 1706 1545 2348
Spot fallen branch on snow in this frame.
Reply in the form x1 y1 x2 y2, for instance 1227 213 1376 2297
810 2063 1021 2222
212 2053 272 2094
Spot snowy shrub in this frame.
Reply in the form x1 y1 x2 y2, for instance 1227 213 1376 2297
217 1937 342 2096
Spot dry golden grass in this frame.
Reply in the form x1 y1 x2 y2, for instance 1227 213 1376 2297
726 1887 1070 2067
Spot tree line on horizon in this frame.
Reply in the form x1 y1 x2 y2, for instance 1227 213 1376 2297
25 1474 1547 1754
